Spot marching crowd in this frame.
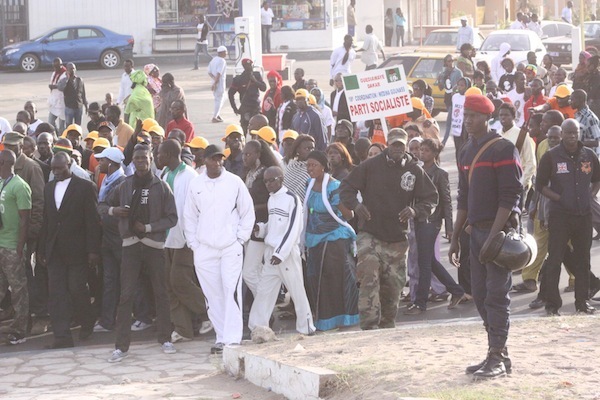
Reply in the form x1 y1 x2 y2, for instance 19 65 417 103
0 14 599 379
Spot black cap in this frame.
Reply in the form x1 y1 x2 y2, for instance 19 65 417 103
204 144 225 159
88 102 101 113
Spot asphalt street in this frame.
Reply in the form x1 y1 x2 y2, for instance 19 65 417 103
0 56 598 355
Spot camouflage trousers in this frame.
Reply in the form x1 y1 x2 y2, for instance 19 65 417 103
0 247 29 335
356 232 408 330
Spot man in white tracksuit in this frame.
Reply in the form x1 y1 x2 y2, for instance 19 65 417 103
183 144 255 354
248 166 315 335
208 46 228 123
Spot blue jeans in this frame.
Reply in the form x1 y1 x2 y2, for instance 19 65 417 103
65 107 83 126
442 105 452 145
261 25 272 53
414 220 464 309
48 112 65 133
470 226 512 349
193 42 211 69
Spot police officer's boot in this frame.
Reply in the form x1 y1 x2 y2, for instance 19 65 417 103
472 348 509 379
466 347 511 374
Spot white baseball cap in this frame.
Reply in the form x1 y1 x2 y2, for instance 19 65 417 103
217 45 228 53
94 147 125 164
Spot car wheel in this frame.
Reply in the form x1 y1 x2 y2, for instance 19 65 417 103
20 53 39 72
100 50 121 69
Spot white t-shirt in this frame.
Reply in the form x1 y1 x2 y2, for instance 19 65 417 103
507 89 526 128
451 93 465 136
208 56 227 91
320 105 335 129
0 117 12 140
361 34 382 67
261 8 274 25
510 20 524 29
561 7 572 24
197 23 207 44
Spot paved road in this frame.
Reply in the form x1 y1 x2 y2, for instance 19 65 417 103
0 58 598 357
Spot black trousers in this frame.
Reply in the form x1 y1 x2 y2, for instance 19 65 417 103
47 252 94 342
540 212 592 310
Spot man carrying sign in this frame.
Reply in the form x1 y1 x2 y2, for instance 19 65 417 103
340 128 437 330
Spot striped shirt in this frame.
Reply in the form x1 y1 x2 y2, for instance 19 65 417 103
575 106 600 155
283 159 309 205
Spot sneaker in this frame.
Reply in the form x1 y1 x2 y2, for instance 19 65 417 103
210 342 224 354
199 321 214 335
93 323 111 333
448 294 467 309
171 331 192 343
7 333 26 345
404 304 424 315
162 341 177 354
131 320 152 331
108 349 128 363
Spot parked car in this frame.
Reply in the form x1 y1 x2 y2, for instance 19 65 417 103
543 21 600 66
414 28 485 53
0 25 134 72
540 20 573 38
378 53 447 116
475 29 546 67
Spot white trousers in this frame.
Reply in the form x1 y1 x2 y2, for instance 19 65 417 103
249 246 315 335
213 86 225 118
243 240 266 296
193 242 243 345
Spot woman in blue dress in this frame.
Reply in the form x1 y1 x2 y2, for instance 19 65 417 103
304 151 358 331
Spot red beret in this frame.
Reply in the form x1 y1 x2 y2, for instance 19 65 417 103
464 94 495 115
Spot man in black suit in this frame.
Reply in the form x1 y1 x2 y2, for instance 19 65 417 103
38 152 101 348
330 72 351 123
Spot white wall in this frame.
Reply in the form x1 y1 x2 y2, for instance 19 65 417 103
355 1 384 42
28 0 156 55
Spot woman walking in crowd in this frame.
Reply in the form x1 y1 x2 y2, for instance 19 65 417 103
412 80 434 116
367 142 385 159
125 71 155 123
311 87 335 140
262 71 283 130
144 64 162 113
572 51 592 91
476 61 491 83
456 44 475 79
304 151 358 331
326 142 353 180
283 134 315 202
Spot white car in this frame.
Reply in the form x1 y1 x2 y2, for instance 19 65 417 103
475 30 547 67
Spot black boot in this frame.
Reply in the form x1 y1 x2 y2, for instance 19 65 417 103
472 348 509 379
467 347 511 375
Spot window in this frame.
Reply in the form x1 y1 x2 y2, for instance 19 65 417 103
331 0 344 28
481 34 531 51
272 0 326 31
77 29 103 39
381 57 418 74
424 32 457 46
557 23 572 36
542 24 557 38
156 0 237 25
48 29 71 42
412 59 444 79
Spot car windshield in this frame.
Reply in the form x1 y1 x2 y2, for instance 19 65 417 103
379 57 418 73
29 28 60 42
481 34 531 51
584 23 600 38
424 32 456 46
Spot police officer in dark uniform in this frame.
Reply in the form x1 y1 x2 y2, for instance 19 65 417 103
449 94 523 379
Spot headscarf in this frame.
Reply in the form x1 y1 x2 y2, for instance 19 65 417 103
144 63 158 76
310 87 325 108
491 42 511 82
262 70 283 113
130 70 148 86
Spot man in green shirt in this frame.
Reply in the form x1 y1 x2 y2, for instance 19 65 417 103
0 149 32 345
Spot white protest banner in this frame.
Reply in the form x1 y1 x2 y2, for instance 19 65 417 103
342 66 413 122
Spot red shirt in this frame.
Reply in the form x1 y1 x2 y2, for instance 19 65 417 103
166 117 195 142
523 93 547 122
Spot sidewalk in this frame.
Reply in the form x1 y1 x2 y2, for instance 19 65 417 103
0 339 283 400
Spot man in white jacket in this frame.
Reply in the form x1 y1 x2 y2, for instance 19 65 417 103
248 166 315 335
183 144 255 354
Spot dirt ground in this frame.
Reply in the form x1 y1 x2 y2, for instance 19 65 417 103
232 315 600 400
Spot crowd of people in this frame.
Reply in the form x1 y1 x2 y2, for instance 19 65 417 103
0 12 599 379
